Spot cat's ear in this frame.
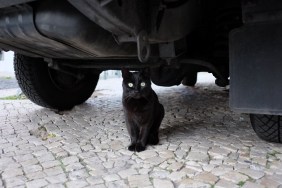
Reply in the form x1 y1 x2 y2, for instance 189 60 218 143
141 68 150 78
121 68 130 79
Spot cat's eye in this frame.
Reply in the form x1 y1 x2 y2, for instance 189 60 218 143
140 82 146 87
128 83 134 87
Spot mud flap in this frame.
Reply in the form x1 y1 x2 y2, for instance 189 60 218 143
230 23 282 115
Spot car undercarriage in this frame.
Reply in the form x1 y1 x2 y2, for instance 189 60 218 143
1 0 282 143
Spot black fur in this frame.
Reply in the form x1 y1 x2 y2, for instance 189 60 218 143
122 69 165 152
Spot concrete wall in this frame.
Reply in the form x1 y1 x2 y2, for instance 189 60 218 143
0 51 14 76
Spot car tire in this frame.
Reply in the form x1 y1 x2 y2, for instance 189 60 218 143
14 54 99 110
250 114 282 143
182 72 197 86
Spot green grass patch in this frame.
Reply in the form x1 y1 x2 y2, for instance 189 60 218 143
0 94 27 100
237 181 246 187
268 150 280 156
267 150 281 160
0 76 13 80
47 133 56 138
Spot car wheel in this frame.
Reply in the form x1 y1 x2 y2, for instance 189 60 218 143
14 54 100 110
250 114 282 143
182 72 197 86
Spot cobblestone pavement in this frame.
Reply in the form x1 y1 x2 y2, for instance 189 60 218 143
1 79 282 188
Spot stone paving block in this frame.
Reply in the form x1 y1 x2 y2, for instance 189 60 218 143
178 178 210 188
0 157 14 169
14 154 34 162
167 162 184 171
146 156 166 166
4 176 26 187
32 150 49 157
220 171 249 184
128 174 151 187
62 144 82 155
186 151 209 162
37 153 55 163
106 180 129 188
153 179 174 188
238 168 265 180
242 181 265 188
69 169 89 180
66 180 89 188
194 172 219 185
26 171 47 180
86 177 104 185
20 158 39 167
44 142 62 150
215 179 239 188
159 150 175 159
45 173 67 184
208 147 231 159
211 165 233 176
150 168 170 179
65 162 84 172
103 174 121 182
41 160 60 169
88 169 107 177
44 166 64 176
259 176 281 188
2 168 23 179
45 184 65 188
61 156 79 166
89 184 107 188
136 150 158 160
26 179 48 188
168 171 187 181
118 168 138 179
23 165 42 174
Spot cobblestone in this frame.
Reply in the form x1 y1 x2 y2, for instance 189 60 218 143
153 179 174 188
26 179 48 188
1 78 282 187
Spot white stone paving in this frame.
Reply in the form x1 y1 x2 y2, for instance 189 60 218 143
0 77 282 188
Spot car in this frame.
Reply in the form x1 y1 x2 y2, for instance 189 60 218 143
0 0 281 143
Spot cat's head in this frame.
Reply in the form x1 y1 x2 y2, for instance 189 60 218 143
122 68 151 99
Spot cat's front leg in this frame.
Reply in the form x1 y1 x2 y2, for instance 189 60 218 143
126 120 139 151
136 126 151 152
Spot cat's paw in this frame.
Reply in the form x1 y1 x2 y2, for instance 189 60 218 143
135 144 146 152
128 144 136 151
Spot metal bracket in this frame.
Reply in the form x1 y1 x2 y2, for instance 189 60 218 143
243 0 282 24
115 30 151 62
137 31 151 63
45 58 84 79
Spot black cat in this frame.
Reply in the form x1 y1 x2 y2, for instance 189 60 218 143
122 69 165 152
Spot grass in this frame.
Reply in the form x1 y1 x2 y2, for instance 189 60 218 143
266 150 281 160
0 94 27 100
0 76 12 80
47 133 56 139
237 181 246 187
268 150 280 156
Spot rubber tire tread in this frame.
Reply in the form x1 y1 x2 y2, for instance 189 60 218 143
14 54 99 110
250 114 282 143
